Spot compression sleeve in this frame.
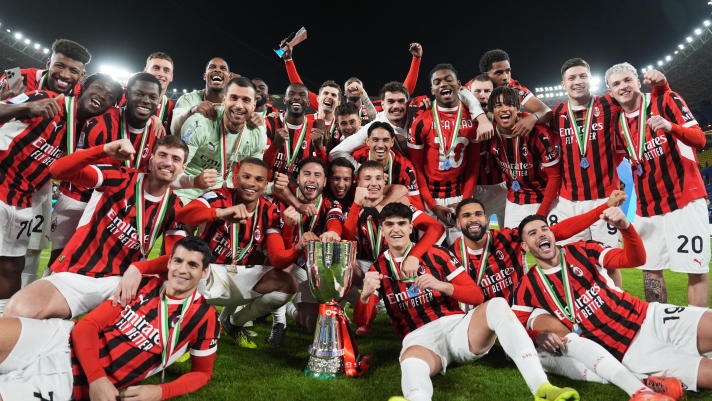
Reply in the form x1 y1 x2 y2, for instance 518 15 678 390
403 57 421 94
159 353 215 399
49 145 106 187
601 224 646 268
72 300 122 383
536 165 561 217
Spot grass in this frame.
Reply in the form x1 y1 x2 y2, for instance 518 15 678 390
39 239 712 401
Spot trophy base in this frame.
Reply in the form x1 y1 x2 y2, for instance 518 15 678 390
304 355 344 379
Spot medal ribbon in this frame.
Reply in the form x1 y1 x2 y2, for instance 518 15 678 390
496 126 520 181
285 121 309 168
534 249 578 328
218 111 247 179
619 93 649 164
158 284 196 383
120 108 151 169
366 217 383 258
157 95 168 123
386 242 415 282
134 174 171 256
432 103 463 162
458 233 490 285
296 189 323 238
65 96 77 155
230 202 260 265
567 97 594 157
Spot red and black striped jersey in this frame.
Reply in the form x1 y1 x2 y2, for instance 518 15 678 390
0 68 82 96
191 190 283 264
491 123 560 205
408 103 480 199
70 277 219 400
448 229 527 303
355 205 425 261
283 191 344 245
552 96 623 201
477 138 506 186
370 245 467 339
61 107 160 203
0 91 70 207
51 168 185 277
614 92 706 217
512 241 648 361
263 114 326 176
351 146 420 198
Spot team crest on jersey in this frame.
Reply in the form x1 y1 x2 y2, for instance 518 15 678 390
51 217 58 232
572 266 584 277
171 315 181 328
521 146 529 157
301 140 308 150
201 192 217 200
418 264 426 275
518 90 524 96
593 107 600 117
496 250 505 260
254 228 262 241
142 146 150 159
181 130 194 143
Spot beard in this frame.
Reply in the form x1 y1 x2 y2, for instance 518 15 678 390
461 225 487 242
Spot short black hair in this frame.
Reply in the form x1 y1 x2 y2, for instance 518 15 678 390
479 49 510 74
367 121 395 138
357 160 384 179
285 82 308 96
335 102 359 118
456 198 486 217
233 157 268 186
517 214 547 239
560 58 591 77
488 86 521 112
252 77 268 89
154 135 189 161
429 63 458 82
379 202 413 222
146 52 173 68
380 81 409 102
80 73 122 105
206 57 229 71
319 80 341 97
227 76 256 94
298 156 327 175
52 39 91 65
328 157 355 176
126 72 161 95
172 236 213 270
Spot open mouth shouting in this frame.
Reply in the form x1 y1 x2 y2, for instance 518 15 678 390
537 236 553 256
53 77 72 92
303 184 318 198
209 72 225 87
322 98 335 112
499 111 512 125
440 87 454 102
87 96 105 112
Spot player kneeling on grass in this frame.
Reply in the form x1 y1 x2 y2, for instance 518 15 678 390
0 236 220 401
360 203 579 401
513 208 712 399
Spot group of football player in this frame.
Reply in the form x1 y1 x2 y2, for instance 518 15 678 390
0 35 709 401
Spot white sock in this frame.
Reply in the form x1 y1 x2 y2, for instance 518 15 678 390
231 292 294 327
22 249 42 287
538 351 609 383
485 298 548 394
272 304 287 325
400 358 433 401
0 299 8 316
562 333 647 396
285 302 297 322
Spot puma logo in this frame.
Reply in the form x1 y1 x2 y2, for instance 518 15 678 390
693 258 703 267
138 293 149 305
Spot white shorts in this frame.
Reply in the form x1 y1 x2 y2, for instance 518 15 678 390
49 192 88 250
548 197 622 248
503 201 540 229
0 200 33 257
292 264 316 304
28 182 52 251
42 272 122 318
0 318 75 401
622 302 708 391
199 263 273 307
356 259 372 274
400 308 489 374
634 198 710 273
474 182 507 225
423 196 463 246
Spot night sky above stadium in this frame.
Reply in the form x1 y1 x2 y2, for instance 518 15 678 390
0 0 709 96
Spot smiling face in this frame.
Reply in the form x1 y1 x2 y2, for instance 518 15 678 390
329 165 353 200
252 79 269 107
382 91 408 124
77 77 120 118
520 218 557 262
358 167 385 201
318 86 341 115
203 58 229 91
430 69 460 107
337 113 361 136
223 83 256 128
126 80 161 124
381 216 413 250
285 84 309 117
456 202 489 242
491 94 518 131
297 162 326 202
562 65 590 103
144 58 173 92
366 127 393 163
148 145 187 185
46 52 86 94
607 70 641 108
166 245 208 298
234 162 268 203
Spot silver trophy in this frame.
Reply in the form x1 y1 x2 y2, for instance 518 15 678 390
304 240 368 379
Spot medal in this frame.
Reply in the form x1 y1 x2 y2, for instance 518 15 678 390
511 180 521 192
573 323 582 335
566 97 594 169
158 284 196 383
120 107 151 169
458 234 491 286
366 216 384 259
134 174 171 257
285 120 309 171
297 189 323 239
534 250 582 335
386 242 415 282
496 126 522 192
432 102 463 171
619 94 649 168
636 164 643 176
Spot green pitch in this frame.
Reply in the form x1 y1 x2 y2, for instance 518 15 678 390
39 240 712 401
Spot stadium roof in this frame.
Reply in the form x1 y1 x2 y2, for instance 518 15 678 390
0 27 49 71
